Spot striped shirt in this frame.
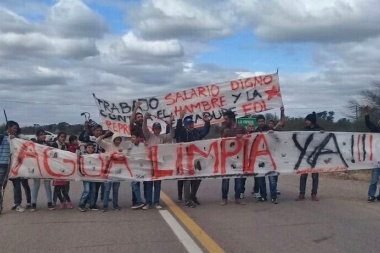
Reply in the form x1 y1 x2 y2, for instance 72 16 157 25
0 134 10 165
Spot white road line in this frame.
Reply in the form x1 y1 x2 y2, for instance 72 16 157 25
159 210 204 253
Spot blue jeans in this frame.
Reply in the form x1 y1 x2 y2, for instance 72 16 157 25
268 176 278 199
368 168 380 198
79 181 96 207
131 181 143 205
103 182 120 208
257 177 267 198
32 179 52 204
145 181 161 205
222 178 243 200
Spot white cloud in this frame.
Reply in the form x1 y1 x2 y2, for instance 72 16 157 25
47 0 108 38
233 0 380 43
121 32 184 58
128 0 238 40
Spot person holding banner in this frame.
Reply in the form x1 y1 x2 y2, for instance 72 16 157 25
220 110 247 206
9 123 32 211
30 129 55 211
0 120 27 212
130 101 146 210
176 109 211 208
142 112 175 209
364 105 380 202
79 124 106 210
254 107 285 204
78 143 97 212
96 132 129 211
295 112 323 201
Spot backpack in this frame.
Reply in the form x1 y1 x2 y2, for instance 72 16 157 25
0 134 4 145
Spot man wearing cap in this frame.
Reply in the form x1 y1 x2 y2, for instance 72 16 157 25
295 112 324 201
142 112 174 209
176 109 211 208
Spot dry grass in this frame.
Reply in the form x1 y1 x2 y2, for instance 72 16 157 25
323 169 372 182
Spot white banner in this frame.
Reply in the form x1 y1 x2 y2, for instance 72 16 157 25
9 131 379 181
94 72 282 136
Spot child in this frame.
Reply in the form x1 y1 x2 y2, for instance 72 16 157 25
78 143 97 212
52 180 73 209
30 129 54 211
67 135 80 154
51 132 70 206
96 132 130 212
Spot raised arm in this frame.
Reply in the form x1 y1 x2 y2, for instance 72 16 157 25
142 112 152 140
79 121 90 142
130 101 142 127
175 109 187 142
198 114 211 139
164 114 175 142
274 106 285 130
96 134 109 150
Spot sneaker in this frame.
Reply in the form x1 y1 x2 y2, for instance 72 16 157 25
59 203 65 209
102 208 108 212
235 199 247 205
30 203 37 212
26 203 31 210
11 205 17 211
131 203 145 210
48 202 55 211
66 202 74 209
276 190 281 195
368 196 376 203
252 192 261 198
176 198 183 203
15 205 25 212
240 193 245 199
311 194 319 201
256 197 267 203
113 206 121 210
192 198 201 205
154 204 163 210
271 198 278 204
220 199 227 206
90 205 100 211
376 196 380 201
78 206 86 212
295 194 305 201
185 200 196 208
142 204 150 210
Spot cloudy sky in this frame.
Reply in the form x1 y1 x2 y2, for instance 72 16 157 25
1 0 379 126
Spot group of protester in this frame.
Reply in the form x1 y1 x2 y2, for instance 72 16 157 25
1 104 380 214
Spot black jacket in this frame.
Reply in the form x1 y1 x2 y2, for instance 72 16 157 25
175 119 210 143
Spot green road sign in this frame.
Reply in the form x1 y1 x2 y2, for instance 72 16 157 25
236 118 258 127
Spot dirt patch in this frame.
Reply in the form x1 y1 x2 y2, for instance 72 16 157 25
322 169 372 182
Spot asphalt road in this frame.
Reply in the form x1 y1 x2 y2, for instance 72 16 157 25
1 174 379 253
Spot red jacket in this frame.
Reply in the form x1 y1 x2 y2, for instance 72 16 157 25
67 143 78 153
